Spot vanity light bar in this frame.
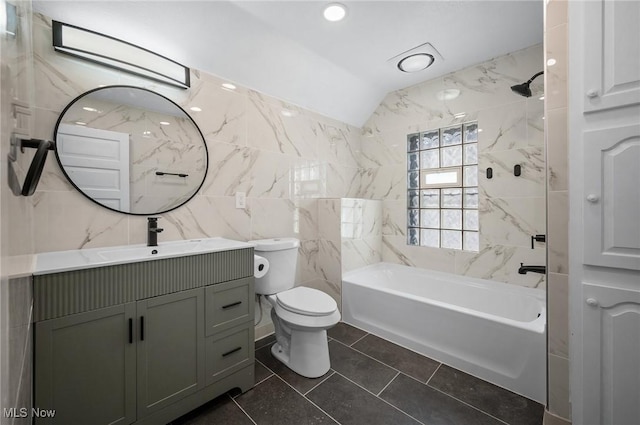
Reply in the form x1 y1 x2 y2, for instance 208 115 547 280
52 21 190 89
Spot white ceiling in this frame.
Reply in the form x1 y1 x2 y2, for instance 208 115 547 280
32 0 543 127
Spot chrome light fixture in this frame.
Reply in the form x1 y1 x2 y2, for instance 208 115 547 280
52 21 190 89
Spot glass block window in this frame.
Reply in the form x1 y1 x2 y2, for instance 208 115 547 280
407 122 479 251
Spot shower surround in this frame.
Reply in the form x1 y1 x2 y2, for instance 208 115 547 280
360 44 546 289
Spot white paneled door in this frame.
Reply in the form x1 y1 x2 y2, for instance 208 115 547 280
572 0 640 424
583 0 640 112
583 124 640 271
56 123 130 211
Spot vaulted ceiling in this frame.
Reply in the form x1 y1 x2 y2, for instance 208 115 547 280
33 0 543 127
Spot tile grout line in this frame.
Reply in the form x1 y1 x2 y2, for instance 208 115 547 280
331 337 398 371
303 371 337 396
331 336 435 383
271 374 342 425
254 334 521 425
246 358 276 390
230 394 259 425
425 382 511 425
424 362 442 385
391 371 512 425
376 371 400 397
330 370 427 425
347 332 369 346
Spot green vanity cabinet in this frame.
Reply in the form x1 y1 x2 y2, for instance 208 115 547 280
135 288 205 418
34 303 137 425
33 248 255 425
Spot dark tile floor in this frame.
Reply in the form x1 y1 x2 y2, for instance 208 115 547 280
171 323 544 425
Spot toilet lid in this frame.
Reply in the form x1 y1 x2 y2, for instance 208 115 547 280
276 287 337 316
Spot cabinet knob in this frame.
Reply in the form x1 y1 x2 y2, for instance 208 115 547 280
586 298 599 307
586 89 599 98
586 194 600 203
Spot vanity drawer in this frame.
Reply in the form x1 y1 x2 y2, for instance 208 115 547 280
205 277 253 336
205 324 254 385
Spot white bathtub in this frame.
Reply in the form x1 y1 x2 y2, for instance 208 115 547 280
342 262 546 403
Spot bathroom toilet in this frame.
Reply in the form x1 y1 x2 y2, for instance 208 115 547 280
251 238 340 378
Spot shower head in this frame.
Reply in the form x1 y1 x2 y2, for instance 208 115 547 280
510 82 532 97
510 71 544 98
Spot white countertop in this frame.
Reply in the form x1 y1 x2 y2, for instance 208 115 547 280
7 255 37 279
33 238 254 276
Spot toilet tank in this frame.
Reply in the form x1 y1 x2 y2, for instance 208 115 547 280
251 238 299 295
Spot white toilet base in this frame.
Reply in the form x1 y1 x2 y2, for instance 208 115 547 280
271 328 331 378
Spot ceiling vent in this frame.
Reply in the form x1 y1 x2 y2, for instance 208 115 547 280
387 42 444 73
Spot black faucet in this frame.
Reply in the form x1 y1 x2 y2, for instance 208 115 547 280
518 263 546 275
147 217 164 247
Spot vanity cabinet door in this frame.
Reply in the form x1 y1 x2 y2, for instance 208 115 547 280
34 303 137 425
136 288 205 419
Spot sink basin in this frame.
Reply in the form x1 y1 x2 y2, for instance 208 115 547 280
97 240 204 262
34 237 254 275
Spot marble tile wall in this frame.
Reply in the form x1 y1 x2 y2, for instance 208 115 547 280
27 14 367 340
1 0 35 421
360 44 547 289
545 0 571 421
340 198 382 273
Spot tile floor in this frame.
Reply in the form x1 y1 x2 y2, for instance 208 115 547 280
171 323 544 425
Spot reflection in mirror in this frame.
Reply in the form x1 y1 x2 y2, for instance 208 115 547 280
54 86 208 215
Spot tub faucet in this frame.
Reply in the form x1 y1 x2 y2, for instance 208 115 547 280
147 217 164 247
518 263 546 275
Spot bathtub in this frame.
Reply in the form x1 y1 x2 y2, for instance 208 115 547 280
342 262 546 403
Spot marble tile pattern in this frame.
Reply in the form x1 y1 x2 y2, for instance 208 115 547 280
29 14 369 340
340 198 382 273
361 44 547 288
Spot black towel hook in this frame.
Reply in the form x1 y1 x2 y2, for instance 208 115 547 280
8 136 55 196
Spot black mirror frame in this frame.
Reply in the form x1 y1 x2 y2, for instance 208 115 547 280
53 85 209 216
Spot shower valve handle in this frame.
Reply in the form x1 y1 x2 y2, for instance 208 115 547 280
586 89 599 98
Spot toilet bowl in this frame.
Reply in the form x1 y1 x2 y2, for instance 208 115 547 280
251 238 340 378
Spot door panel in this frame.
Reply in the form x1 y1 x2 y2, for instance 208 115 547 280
582 283 640 424
584 0 640 112
136 288 204 418
34 304 136 425
57 123 130 210
583 124 640 270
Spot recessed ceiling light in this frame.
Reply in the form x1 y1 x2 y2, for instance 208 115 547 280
190 106 202 112
222 83 236 90
547 58 556 66
436 89 461 101
323 3 347 22
397 53 434 73
159 121 170 126
478 129 483 133
539 96 545 101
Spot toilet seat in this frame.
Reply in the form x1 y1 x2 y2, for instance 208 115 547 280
276 287 337 317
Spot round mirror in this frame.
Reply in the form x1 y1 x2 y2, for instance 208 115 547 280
54 86 208 215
